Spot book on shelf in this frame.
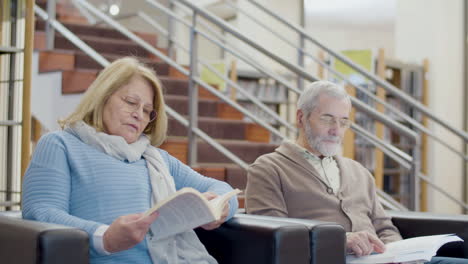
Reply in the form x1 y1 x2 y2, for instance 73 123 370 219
346 234 463 264
144 187 241 240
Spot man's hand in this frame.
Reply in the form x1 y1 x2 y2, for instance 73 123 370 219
346 231 386 257
103 211 159 253
200 192 229 230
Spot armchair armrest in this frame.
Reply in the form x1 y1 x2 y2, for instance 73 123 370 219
388 210 468 258
0 214 89 264
196 214 346 264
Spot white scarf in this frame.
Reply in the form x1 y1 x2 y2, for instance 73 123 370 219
66 121 217 264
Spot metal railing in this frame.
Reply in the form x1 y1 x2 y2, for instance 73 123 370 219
154 0 421 209
59 0 415 210
228 0 468 210
103 0 412 209
37 0 465 211
36 4 250 170
167 0 468 210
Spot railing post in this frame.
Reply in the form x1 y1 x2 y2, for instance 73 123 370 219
409 143 421 211
167 0 175 59
46 0 56 50
220 29 226 59
187 12 199 166
297 32 305 90
297 0 305 90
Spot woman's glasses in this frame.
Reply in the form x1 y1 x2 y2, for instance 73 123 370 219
121 96 157 122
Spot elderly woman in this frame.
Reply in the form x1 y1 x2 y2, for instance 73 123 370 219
22 57 238 264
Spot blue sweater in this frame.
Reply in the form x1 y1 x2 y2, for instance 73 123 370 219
22 131 238 264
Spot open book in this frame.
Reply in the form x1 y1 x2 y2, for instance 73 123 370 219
346 234 463 264
144 187 241 240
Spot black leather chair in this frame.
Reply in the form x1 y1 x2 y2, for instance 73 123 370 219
389 210 468 259
0 211 345 264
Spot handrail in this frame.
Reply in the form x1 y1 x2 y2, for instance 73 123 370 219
167 0 301 95
186 0 468 210
34 4 249 170
227 0 468 161
159 0 414 209
158 0 418 144
74 0 286 140
146 0 302 96
134 9 296 133
163 0 451 165
35 5 108 67
0 121 22 126
351 124 412 170
377 189 409 211
418 172 468 211
246 0 468 143
49 0 468 211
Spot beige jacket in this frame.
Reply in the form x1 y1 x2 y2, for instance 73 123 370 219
245 141 402 243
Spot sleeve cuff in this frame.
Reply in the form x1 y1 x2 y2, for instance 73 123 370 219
93 224 111 255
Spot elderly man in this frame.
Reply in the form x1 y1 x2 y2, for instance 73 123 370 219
245 81 467 263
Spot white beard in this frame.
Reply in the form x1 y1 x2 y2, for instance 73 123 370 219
304 121 342 157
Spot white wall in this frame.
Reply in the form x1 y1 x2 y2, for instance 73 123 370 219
227 0 301 73
395 0 464 213
304 24 395 77
304 0 395 76
31 52 82 132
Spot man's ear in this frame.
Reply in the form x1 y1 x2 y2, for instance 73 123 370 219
296 110 304 128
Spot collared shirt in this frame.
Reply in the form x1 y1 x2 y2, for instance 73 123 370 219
291 141 341 194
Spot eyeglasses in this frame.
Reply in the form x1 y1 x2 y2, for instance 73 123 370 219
318 115 351 128
121 96 157 122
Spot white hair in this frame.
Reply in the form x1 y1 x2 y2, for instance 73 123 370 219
297 81 351 117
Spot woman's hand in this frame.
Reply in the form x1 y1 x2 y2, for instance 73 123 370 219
103 211 159 253
200 192 230 230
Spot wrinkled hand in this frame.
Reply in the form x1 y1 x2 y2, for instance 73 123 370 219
200 192 229 230
103 211 159 253
346 231 385 257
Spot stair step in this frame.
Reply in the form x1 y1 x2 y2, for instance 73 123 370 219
53 34 159 58
38 49 75 72
74 51 170 75
168 116 269 142
192 163 247 190
35 20 159 46
164 93 244 121
61 68 98 94
36 0 88 24
33 1 270 203
165 95 218 118
160 137 277 165
161 77 221 101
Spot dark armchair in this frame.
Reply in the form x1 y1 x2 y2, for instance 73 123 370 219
0 211 345 264
3 210 465 264
389 210 468 259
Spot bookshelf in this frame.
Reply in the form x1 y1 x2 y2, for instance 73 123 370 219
233 69 288 143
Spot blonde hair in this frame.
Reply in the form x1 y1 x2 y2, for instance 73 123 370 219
60 57 168 147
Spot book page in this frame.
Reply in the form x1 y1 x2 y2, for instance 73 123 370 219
346 234 463 264
388 234 462 257
209 189 242 219
148 190 216 240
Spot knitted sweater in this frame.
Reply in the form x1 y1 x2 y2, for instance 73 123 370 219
246 141 401 244
22 131 238 264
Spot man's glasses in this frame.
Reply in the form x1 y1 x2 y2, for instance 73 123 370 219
121 96 157 122
318 115 351 128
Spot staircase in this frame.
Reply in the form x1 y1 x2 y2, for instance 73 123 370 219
33 1 277 207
